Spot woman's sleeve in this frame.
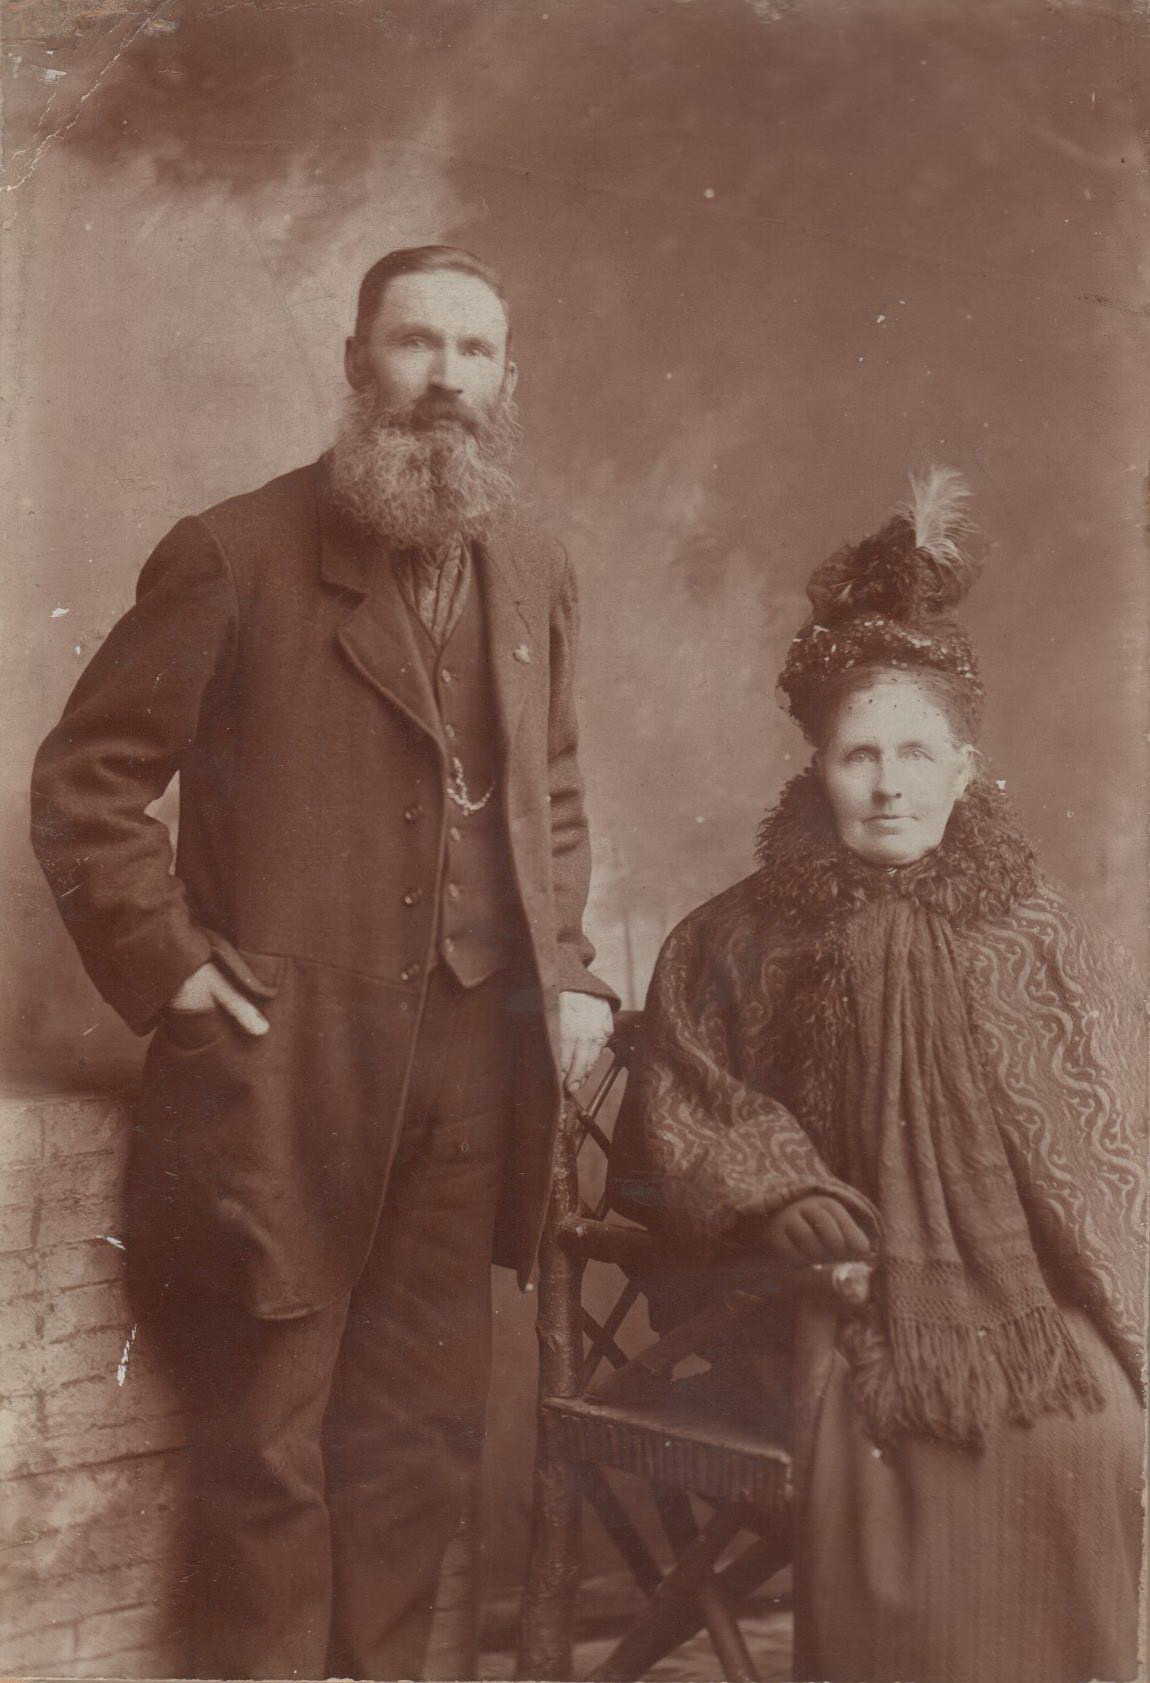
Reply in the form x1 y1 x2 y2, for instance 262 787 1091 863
609 903 877 1256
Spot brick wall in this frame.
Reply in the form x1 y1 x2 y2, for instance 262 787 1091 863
0 1089 512 1681
1 1089 187 1678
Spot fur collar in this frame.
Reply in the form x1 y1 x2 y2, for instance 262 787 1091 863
754 766 1036 931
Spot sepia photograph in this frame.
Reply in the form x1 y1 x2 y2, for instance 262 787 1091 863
2 1 1147 1679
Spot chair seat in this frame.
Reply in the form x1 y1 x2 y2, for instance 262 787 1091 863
541 1394 793 1514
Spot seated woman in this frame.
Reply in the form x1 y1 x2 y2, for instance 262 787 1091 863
610 471 1145 1683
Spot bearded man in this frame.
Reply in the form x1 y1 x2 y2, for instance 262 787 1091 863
30 246 616 1681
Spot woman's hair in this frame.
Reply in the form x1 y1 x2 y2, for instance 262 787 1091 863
801 664 979 750
779 467 985 743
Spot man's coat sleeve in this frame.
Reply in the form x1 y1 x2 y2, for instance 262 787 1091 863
30 517 235 1032
546 551 617 1003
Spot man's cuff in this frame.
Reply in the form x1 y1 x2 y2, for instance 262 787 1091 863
556 958 620 1011
98 919 214 1035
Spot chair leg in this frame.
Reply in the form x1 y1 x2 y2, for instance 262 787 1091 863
653 1485 700 1552
516 1430 582 1681
593 1508 744 1682
650 1494 760 1680
578 1464 663 1597
594 1526 788 1683
692 1575 761 1683
646 1534 791 1676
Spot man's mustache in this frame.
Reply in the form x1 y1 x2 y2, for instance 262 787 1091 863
388 394 481 435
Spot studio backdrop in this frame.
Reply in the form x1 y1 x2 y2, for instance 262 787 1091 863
3 0 1147 1597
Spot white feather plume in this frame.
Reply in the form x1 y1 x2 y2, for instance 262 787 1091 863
898 465 973 571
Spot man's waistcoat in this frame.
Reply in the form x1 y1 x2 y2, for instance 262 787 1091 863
406 565 522 987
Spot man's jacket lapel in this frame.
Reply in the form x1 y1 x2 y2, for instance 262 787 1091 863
318 476 547 761
320 503 442 746
479 518 544 756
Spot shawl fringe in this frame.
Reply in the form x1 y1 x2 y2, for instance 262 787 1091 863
845 1301 1106 1449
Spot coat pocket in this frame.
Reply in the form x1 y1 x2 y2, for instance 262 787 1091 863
204 931 286 1000
157 941 286 1054
161 1005 227 1052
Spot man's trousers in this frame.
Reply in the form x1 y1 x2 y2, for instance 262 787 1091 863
147 966 515 1680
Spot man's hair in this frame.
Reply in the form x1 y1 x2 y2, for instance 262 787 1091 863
352 246 509 342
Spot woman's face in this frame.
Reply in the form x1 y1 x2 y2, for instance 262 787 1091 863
818 679 973 867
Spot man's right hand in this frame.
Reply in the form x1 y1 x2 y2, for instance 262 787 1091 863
167 961 269 1036
762 1195 874 1266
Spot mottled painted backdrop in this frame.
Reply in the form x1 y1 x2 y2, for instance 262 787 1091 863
3 0 1147 1588
6 0 1147 1082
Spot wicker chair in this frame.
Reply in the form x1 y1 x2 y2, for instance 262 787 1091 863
515 1012 808 1683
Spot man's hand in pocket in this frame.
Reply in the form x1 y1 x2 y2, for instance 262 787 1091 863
168 961 269 1036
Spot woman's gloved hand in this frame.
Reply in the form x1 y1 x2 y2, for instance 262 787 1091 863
763 1195 875 1266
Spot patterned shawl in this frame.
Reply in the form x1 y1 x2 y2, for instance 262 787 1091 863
610 773 1146 1446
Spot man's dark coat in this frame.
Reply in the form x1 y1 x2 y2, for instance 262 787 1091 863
31 461 614 1316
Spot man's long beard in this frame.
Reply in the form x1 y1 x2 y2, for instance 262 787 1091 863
328 385 521 551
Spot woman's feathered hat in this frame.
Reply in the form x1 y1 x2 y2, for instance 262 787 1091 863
779 467 984 739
